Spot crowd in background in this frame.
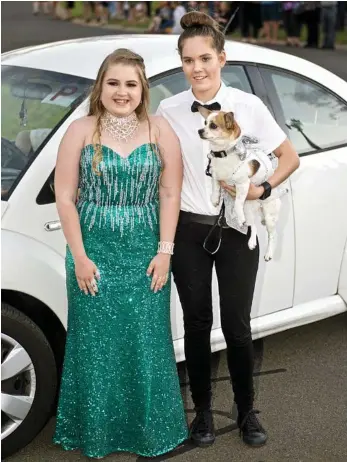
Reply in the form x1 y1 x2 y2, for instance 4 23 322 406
32 1 347 50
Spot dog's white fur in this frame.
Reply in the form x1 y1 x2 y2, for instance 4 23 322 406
200 110 282 261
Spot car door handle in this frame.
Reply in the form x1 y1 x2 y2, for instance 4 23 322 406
44 220 62 232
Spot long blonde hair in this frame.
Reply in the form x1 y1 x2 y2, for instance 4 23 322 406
88 48 150 174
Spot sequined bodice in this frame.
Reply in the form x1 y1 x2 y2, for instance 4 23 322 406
77 143 161 233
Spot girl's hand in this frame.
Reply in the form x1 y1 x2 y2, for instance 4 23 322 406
220 181 264 200
146 253 171 293
74 255 100 296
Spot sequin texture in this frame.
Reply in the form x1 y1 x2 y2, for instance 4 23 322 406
53 143 188 458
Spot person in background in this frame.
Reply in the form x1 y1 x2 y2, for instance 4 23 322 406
336 1 346 31
108 1 117 19
97 1 109 24
83 1 109 25
147 7 162 32
144 1 152 17
187 1 199 12
321 1 337 49
241 1 262 43
133 2 147 22
64 1 75 20
206 1 216 16
198 1 210 15
301 1 321 48
48 1 75 20
282 2 301 46
214 1 231 31
32 1 51 15
159 1 174 33
172 2 187 33
261 1 281 43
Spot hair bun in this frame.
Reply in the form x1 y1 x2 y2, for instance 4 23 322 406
180 11 218 31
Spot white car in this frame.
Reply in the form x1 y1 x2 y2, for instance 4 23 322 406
1 35 347 458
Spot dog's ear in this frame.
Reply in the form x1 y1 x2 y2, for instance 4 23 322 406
224 112 235 130
198 105 212 119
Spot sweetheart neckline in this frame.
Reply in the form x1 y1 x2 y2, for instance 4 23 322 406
82 142 157 161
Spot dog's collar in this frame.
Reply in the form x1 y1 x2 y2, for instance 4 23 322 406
210 143 240 158
210 149 228 158
210 134 259 161
209 132 244 159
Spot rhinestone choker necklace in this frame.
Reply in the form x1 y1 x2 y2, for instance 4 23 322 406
100 111 140 143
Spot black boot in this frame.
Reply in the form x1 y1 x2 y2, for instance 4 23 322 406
190 409 215 447
238 409 267 447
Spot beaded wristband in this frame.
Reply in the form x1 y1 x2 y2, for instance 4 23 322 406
157 241 175 255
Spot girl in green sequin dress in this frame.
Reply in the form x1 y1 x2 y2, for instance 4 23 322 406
53 49 188 459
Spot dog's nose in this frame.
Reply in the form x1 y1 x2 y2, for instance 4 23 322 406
198 128 205 138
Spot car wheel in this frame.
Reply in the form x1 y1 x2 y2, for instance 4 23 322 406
1 302 58 459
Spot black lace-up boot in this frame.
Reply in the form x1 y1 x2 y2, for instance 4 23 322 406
190 408 215 447
237 409 267 447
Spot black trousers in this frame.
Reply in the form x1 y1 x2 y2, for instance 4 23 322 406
172 215 259 412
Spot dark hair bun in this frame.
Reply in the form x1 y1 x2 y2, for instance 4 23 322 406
180 11 218 31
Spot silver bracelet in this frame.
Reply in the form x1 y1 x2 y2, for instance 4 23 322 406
157 241 175 255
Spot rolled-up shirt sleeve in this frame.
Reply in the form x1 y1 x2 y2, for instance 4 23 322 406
251 97 287 154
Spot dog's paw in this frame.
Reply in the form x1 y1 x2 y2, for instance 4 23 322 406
264 252 273 262
237 218 247 228
248 238 257 250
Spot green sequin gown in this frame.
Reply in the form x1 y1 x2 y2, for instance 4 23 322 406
53 143 188 458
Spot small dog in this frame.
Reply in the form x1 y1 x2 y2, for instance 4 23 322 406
198 106 282 261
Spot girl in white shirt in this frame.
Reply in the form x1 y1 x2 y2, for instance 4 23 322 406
157 11 299 449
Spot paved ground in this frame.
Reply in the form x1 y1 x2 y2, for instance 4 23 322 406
6 313 347 462
2 2 347 461
1 1 128 52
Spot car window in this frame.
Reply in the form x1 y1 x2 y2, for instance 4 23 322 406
149 65 252 113
264 69 347 155
1 65 92 200
221 65 253 93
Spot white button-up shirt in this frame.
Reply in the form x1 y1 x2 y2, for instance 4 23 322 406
157 82 287 216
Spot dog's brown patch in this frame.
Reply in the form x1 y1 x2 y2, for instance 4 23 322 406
214 112 241 140
249 159 260 176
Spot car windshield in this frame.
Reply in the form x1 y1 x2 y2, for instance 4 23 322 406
1 65 92 200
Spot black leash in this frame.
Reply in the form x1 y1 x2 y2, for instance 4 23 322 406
203 201 226 255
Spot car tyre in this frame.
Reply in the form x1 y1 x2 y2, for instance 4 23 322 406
1 302 58 459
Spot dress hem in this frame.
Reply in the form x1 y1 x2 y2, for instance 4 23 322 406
53 433 188 459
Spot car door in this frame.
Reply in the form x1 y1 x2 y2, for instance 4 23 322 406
1 65 92 260
260 67 347 306
149 64 295 341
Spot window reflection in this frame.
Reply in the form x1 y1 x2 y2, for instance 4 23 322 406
270 71 347 154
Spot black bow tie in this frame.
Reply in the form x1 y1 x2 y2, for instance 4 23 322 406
191 101 221 113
